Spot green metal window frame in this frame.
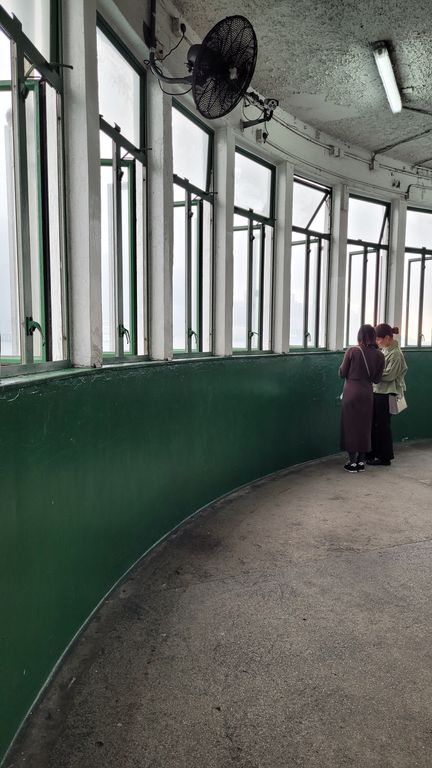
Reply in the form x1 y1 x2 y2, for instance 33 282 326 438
345 194 390 347
290 176 331 351
233 148 275 353
172 104 214 357
0 2 69 377
403 248 432 347
97 18 147 362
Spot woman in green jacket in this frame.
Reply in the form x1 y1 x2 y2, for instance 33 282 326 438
366 324 408 466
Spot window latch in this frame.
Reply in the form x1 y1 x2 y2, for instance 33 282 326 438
305 331 311 343
188 328 198 343
25 316 45 345
248 331 258 339
119 324 131 344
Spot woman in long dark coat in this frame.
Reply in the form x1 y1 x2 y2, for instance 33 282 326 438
339 325 385 472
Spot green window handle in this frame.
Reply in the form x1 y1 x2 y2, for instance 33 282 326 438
188 328 198 343
119 324 131 344
25 317 45 345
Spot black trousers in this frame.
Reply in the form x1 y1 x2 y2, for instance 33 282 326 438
367 393 395 462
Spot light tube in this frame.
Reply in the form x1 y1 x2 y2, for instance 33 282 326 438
372 41 402 113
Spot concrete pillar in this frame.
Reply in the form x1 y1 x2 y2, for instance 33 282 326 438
63 0 102 367
327 183 348 351
147 77 173 360
273 161 293 353
387 197 407 332
213 127 235 357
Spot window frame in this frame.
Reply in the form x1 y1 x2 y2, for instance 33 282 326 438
233 147 275 354
290 175 331 350
97 16 148 362
403 205 432 347
345 193 390 348
172 101 214 357
0 2 69 377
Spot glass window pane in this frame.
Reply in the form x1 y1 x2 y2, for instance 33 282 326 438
290 241 306 346
201 200 212 354
262 225 273 351
422 259 432 346
307 241 318 347
406 260 421 346
405 209 432 249
377 249 387 325
293 180 329 233
97 27 140 147
121 167 132 354
233 223 248 349
0 84 20 362
346 249 363 346
173 185 186 351
319 240 329 348
348 197 388 243
101 164 116 354
190 202 199 352
251 226 262 350
136 162 146 356
99 130 112 160
2 0 51 60
0 26 11 77
172 108 209 191
26 87 44 361
364 250 377 326
45 83 65 361
235 152 272 218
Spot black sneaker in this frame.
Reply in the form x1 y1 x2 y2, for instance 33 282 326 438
344 462 358 473
357 461 365 471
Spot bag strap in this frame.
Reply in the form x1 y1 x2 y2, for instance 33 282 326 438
358 346 371 380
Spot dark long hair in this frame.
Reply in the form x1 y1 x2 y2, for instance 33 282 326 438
357 324 377 347
375 323 399 339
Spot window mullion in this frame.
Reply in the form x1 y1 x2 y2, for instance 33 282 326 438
38 82 51 361
373 249 380 327
11 39 33 364
129 162 137 355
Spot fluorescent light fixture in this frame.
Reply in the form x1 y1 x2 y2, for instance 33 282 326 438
372 41 402 113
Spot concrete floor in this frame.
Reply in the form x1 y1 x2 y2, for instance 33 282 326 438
7 441 432 768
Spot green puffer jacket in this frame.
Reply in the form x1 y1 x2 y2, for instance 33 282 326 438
373 341 407 396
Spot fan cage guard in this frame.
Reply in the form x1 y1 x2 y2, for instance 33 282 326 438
192 15 258 120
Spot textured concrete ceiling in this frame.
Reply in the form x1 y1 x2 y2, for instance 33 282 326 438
173 0 432 168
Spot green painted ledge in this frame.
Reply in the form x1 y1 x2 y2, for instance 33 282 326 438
0 350 430 762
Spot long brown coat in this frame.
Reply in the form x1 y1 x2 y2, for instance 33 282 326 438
339 345 385 453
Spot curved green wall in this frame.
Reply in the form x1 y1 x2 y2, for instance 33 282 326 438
0 350 430 761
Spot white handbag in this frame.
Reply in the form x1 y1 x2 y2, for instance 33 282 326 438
389 394 407 415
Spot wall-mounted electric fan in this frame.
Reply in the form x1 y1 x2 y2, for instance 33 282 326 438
145 5 258 120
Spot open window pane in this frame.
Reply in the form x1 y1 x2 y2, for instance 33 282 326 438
97 27 140 146
172 108 209 191
201 200 212 354
190 203 199 353
173 186 186 351
101 164 116 354
406 260 421 346
319 240 329 348
290 241 306 346
364 250 377 325
2 0 51 60
136 162 146 356
346 250 363 346
251 226 262 350
348 197 388 243
307 241 318 347
293 179 329 233
405 209 432 249
26 87 44 360
45 83 64 361
121 168 132 354
235 152 272 218
262 225 273 351
233 224 248 349
0 85 20 361
422 260 432 346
